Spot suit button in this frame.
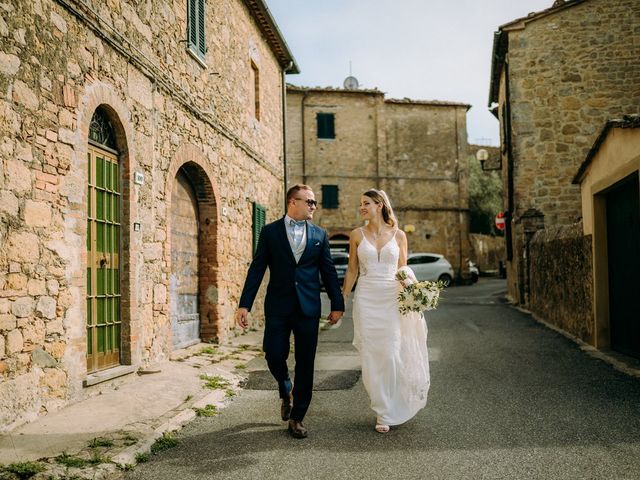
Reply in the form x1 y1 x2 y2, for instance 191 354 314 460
295 281 299 286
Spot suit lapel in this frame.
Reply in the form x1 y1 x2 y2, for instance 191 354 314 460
278 217 297 264
299 222 316 263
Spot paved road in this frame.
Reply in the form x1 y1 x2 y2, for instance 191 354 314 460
124 279 640 480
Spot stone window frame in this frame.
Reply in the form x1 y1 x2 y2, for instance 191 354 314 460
187 0 207 66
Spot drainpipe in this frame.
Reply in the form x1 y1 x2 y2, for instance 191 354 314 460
282 61 293 210
301 90 309 185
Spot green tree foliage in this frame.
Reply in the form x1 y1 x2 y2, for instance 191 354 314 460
468 156 503 235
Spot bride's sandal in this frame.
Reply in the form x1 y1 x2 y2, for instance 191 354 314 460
375 424 390 434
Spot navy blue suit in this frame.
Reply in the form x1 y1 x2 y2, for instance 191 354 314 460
239 217 344 421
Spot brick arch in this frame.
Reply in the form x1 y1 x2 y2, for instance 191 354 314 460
73 80 140 372
165 144 221 342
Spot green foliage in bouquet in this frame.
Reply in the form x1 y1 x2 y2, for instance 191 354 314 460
396 270 444 314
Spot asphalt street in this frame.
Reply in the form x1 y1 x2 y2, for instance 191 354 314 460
123 279 640 480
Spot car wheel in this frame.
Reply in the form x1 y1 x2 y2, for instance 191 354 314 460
438 274 452 287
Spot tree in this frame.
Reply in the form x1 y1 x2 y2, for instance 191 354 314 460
468 155 503 235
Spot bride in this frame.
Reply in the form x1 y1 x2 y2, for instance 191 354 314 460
342 189 430 433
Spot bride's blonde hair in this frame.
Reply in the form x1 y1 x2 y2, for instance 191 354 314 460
363 189 398 227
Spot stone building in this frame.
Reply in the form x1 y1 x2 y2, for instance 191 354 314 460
488 0 640 304
0 0 296 431
286 85 471 277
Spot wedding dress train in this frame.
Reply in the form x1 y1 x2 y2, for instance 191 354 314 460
352 232 430 426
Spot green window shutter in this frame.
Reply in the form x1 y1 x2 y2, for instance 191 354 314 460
197 0 206 56
322 185 339 209
187 0 206 60
317 113 335 139
252 202 267 255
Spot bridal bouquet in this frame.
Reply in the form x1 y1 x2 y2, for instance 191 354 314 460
396 268 444 315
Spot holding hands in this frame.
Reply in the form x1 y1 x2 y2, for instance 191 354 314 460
327 310 343 325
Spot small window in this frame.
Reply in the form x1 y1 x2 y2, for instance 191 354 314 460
317 113 335 139
187 0 206 61
251 61 260 120
252 202 266 255
322 185 339 209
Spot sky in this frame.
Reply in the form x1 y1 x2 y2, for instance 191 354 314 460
266 0 553 146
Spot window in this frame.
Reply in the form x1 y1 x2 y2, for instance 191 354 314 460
187 0 206 61
408 255 439 265
317 113 335 139
251 61 260 120
252 202 266 256
322 185 339 209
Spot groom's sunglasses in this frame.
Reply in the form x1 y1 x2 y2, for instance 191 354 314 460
295 198 318 208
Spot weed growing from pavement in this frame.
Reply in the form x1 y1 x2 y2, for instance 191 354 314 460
117 463 135 471
55 452 91 468
199 374 230 390
135 453 150 463
184 394 193 402
88 452 110 465
150 432 178 454
1 461 46 479
88 437 114 448
234 364 247 370
193 404 218 417
225 388 236 397
199 346 218 355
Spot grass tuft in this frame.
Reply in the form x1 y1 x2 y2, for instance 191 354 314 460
150 432 178 454
55 452 90 469
2 461 46 479
193 404 218 417
88 437 114 448
199 346 218 355
199 374 230 390
135 452 150 464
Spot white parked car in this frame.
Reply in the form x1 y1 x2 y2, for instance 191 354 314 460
407 253 455 287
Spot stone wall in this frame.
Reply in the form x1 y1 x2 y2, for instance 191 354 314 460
508 0 640 226
0 0 286 431
469 233 505 273
528 223 593 343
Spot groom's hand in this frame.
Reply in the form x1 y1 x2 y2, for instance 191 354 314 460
327 311 343 325
235 308 249 329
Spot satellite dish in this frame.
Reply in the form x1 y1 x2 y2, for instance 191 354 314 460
343 76 359 90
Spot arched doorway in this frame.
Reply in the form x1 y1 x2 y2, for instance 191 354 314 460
86 107 122 373
170 169 201 348
169 161 219 347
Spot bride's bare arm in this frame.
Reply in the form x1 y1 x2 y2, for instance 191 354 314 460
342 229 361 299
396 229 408 268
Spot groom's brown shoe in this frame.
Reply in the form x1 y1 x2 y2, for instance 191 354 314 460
288 419 308 439
281 393 292 421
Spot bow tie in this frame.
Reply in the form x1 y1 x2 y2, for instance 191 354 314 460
289 219 306 227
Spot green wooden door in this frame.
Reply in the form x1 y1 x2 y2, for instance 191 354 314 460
87 145 121 372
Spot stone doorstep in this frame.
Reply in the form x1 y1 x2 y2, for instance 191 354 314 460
84 365 137 387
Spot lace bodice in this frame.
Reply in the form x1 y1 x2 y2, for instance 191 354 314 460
357 230 399 279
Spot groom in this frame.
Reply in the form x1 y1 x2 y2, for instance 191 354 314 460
235 184 344 439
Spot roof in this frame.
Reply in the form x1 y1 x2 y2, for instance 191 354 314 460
385 98 471 110
286 84 384 95
572 115 640 184
488 0 588 106
285 86 469 108
243 0 299 73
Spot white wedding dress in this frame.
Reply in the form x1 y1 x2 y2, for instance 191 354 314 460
352 230 430 426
